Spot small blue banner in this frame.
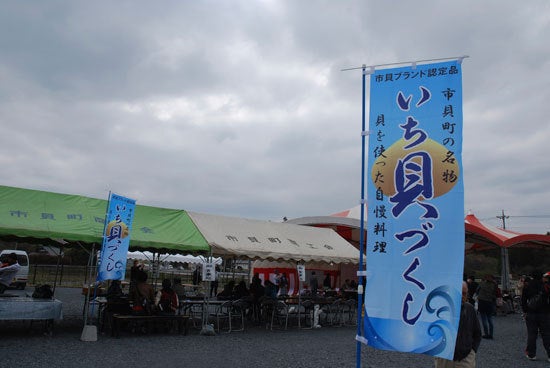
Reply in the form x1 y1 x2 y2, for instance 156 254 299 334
364 60 464 360
97 193 136 281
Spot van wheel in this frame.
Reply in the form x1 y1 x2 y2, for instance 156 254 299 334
19 283 26 290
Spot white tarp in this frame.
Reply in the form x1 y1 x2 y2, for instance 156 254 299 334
127 251 222 265
187 211 359 264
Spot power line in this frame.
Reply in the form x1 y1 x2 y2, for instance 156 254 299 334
479 215 550 221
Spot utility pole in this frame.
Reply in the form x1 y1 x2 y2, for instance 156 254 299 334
497 210 510 291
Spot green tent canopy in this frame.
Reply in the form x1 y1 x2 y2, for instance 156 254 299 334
0 185 209 254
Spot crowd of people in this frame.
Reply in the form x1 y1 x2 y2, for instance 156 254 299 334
121 260 180 316
454 271 550 367
7 250 548 367
97 264 356 332
104 264 550 367
521 271 550 361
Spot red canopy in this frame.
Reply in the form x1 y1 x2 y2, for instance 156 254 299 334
465 212 550 252
289 206 550 252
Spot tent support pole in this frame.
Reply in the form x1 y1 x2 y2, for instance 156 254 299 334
247 259 251 284
497 210 511 291
204 249 213 329
51 244 64 297
153 252 159 291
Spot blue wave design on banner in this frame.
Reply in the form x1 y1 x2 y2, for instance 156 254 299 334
363 285 460 358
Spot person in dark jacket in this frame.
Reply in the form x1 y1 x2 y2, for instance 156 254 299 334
309 272 319 295
249 274 265 323
264 280 278 299
233 280 249 300
434 281 482 367
217 280 236 300
466 276 478 305
521 271 550 361
105 280 124 301
476 274 498 339
323 273 332 289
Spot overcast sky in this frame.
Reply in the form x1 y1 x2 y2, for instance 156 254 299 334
1 1 549 234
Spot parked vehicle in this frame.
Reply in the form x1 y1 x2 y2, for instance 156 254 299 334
0 249 29 289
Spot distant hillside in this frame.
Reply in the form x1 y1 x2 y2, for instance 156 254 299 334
465 248 550 279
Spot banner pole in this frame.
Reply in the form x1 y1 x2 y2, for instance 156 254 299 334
356 65 367 368
90 191 111 318
80 243 98 341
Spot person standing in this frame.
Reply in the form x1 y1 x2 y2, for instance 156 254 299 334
309 271 319 295
278 272 288 296
172 278 186 300
434 281 482 368
129 260 144 296
466 276 479 305
0 253 21 294
249 273 265 324
477 274 498 339
264 279 278 299
323 273 332 289
515 275 527 299
521 271 550 361
130 260 143 281
210 265 220 298
192 265 201 286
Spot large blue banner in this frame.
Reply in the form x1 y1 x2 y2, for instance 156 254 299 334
364 60 464 360
97 193 136 281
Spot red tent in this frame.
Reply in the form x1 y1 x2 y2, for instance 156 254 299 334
288 207 550 291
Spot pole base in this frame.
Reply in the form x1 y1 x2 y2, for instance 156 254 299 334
80 325 97 342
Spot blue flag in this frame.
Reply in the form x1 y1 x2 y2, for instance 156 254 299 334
97 193 136 281
364 60 464 360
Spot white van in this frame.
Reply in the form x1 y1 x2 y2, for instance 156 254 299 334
0 249 29 289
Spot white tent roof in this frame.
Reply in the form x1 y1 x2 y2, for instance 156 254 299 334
187 211 359 264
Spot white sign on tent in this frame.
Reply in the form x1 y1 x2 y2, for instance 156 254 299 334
297 264 306 282
203 261 215 282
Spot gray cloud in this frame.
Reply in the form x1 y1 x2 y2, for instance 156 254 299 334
0 0 549 234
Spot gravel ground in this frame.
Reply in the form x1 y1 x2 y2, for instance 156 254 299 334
0 288 548 368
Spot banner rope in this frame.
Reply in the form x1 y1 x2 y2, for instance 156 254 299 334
341 55 469 72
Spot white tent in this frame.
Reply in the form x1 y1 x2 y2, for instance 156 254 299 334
187 211 359 264
127 251 222 265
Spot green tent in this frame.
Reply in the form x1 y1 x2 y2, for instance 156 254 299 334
0 185 209 254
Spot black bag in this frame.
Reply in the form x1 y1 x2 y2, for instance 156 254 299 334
32 284 53 299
